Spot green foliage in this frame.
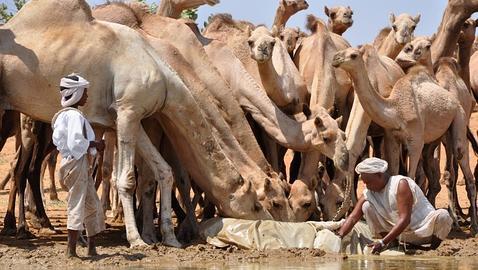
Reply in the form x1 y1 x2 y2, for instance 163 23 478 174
181 8 198 21
137 0 157 14
0 0 27 24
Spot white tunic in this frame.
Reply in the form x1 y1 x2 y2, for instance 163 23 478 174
363 175 452 242
52 109 96 160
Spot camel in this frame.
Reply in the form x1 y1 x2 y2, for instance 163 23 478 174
333 45 478 234
373 13 420 59
156 0 219 19
431 0 478 64
272 0 309 30
278 27 301 58
1 0 278 247
324 5 353 36
457 18 478 90
247 26 309 113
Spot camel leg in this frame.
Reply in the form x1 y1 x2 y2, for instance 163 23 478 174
383 131 400 175
135 159 158 244
1 179 17 236
101 131 115 214
0 171 12 190
115 111 147 247
135 126 181 247
443 134 463 230
406 140 424 180
451 110 478 234
423 142 441 206
41 150 59 201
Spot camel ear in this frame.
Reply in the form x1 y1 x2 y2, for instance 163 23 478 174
389 13 396 25
314 116 324 127
335 116 343 127
242 179 252 193
429 33 437 43
245 25 252 37
306 14 318 33
281 0 287 6
324 6 330 17
474 18 478 27
302 104 312 118
413 14 421 24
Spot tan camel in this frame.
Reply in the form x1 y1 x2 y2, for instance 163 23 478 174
278 27 301 57
324 5 353 36
431 0 478 64
247 26 309 113
457 18 478 90
333 46 478 234
373 13 420 59
272 0 309 30
2 0 277 247
156 0 219 19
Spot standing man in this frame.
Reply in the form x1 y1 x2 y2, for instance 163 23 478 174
337 157 452 254
52 74 106 258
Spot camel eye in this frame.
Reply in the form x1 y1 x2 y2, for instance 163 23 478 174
302 202 312 208
280 34 284 40
404 45 413 53
323 136 330 143
248 40 254 47
392 25 397 32
350 53 358 59
273 201 283 208
411 25 416 31
254 202 262 212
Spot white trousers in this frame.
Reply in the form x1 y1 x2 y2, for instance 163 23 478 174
59 155 105 237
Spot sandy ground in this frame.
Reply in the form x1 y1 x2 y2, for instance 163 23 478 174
0 113 478 268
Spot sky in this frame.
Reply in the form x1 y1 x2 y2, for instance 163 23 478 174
4 0 454 46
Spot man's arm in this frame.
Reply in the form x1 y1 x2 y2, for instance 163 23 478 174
337 195 366 238
370 179 413 254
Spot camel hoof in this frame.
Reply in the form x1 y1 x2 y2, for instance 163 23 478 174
38 227 58 236
141 234 159 245
470 225 478 236
16 228 35 240
130 239 148 248
0 227 17 236
163 237 183 248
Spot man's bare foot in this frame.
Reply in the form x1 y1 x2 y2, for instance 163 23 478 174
66 247 79 258
430 235 442 249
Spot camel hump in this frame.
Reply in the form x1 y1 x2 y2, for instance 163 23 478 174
6 0 93 30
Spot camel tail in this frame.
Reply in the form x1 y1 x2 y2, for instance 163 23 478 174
467 126 478 157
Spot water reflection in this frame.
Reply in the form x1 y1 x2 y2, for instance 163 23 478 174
151 257 478 270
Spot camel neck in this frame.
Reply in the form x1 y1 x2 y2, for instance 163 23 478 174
378 31 402 59
458 41 473 88
257 56 291 107
157 0 181 19
328 21 345 36
345 61 400 130
273 6 292 29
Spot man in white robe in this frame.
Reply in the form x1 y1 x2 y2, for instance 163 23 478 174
336 157 452 254
52 74 106 258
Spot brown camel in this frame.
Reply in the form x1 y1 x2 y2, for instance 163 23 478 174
324 5 353 36
333 45 478 234
156 0 219 19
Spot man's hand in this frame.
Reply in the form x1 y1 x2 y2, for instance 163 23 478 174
368 241 385 255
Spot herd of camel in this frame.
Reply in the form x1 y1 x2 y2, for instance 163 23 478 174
1 0 478 248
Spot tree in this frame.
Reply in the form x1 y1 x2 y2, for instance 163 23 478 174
0 0 26 24
181 8 198 21
137 0 158 14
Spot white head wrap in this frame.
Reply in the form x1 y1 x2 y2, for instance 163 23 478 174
355 157 388 174
59 73 89 107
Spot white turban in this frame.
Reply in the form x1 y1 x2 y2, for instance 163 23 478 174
355 157 388 174
59 73 89 107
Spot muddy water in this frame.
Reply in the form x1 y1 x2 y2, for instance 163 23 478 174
135 256 478 270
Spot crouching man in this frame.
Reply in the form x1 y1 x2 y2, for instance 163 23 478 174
52 74 106 258
337 157 452 254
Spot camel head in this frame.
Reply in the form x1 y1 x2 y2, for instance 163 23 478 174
395 37 432 70
279 27 301 56
256 175 295 221
308 106 349 172
332 47 364 70
224 177 274 220
175 0 220 11
317 176 345 221
280 0 309 15
459 18 478 46
324 5 354 35
288 178 318 221
389 13 420 45
247 26 277 63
